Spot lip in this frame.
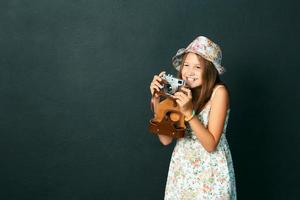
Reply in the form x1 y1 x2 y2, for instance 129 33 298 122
185 77 198 81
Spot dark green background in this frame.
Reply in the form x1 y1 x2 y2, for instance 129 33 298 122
1 0 299 199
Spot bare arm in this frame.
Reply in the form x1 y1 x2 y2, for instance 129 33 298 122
187 87 229 152
149 71 173 146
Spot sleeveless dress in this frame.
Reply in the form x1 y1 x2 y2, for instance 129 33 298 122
164 86 237 200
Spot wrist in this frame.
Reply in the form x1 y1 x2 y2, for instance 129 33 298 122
151 95 159 101
183 109 193 117
184 110 195 122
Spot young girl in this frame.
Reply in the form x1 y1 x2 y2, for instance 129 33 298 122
150 36 237 199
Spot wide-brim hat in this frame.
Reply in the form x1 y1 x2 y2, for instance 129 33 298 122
172 36 226 75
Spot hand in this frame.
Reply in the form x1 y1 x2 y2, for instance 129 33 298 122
174 87 194 117
150 71 166 98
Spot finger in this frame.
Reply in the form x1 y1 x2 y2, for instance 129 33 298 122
174 91 183 96
174 94 185 102
150 84 160 93
159 71 166 77
173 92 180 98
175 99 182 106
180 88 192 99
175 92 187 99
153 75 162 82
154 86 160 92
182 87 192 98
180 87 189 92
180 87 189 95
177 93 190 104
151 79 162 88
154 80 163 88
174 92 183 100
153 84 162 91
177 96 188 105
169 94 176 98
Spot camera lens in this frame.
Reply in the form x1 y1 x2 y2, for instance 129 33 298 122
166 83 172 92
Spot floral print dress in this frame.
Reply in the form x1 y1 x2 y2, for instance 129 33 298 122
164 100 237 199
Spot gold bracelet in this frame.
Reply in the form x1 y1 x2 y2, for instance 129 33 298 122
185 110 195 122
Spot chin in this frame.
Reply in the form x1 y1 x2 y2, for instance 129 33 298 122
190 84 201 89
186 81 201 88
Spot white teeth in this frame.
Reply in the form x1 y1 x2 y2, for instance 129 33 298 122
187 77 196 81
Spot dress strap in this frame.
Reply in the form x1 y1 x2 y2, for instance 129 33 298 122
200 85 225 112
210 85 225 101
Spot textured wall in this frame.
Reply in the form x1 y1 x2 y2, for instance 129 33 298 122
0 0 299 199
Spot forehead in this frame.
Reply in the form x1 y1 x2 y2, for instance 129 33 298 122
183 52 205 64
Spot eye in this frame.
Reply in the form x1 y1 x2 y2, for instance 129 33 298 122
196 66 201 69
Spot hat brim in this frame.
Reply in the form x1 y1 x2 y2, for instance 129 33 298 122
172 48 225 75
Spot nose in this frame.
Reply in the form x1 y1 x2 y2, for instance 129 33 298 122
186 69 195 76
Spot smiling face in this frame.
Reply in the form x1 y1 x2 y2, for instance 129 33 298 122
181 52 206 88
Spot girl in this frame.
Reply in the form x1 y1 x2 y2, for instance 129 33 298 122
149 36 237 199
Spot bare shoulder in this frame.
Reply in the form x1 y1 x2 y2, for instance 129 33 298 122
213 85 229 97
207 85 230 146
211 85 230 110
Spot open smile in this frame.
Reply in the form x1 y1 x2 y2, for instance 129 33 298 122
185 77 198 82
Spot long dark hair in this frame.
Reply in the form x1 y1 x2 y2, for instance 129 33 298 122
177 53 230 115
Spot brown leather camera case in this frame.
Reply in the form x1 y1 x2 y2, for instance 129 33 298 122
148 91 186 139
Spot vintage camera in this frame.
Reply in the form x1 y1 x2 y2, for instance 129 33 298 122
160 73 186 96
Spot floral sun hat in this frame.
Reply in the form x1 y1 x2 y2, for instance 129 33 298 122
172 36 225 75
